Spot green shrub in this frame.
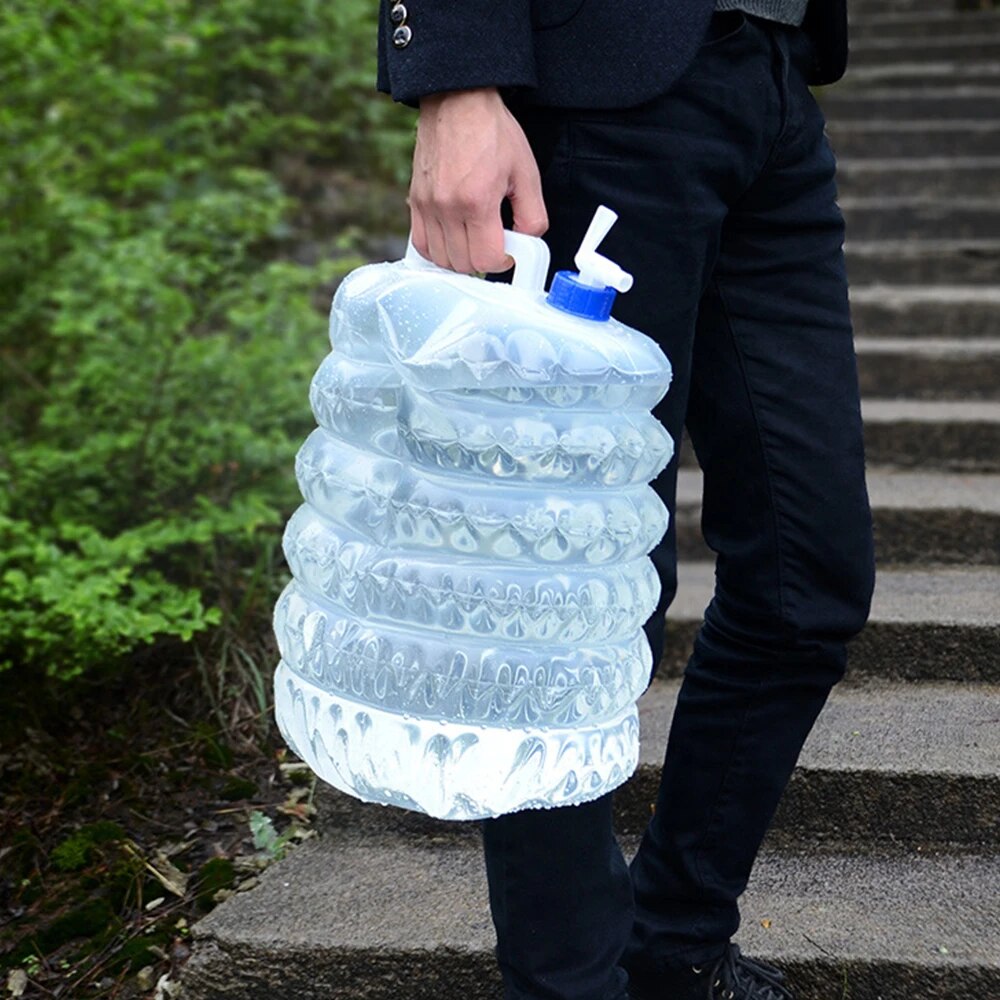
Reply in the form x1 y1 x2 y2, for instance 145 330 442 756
0 0 413 682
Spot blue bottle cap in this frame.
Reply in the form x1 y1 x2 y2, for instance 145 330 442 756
546 270 616 322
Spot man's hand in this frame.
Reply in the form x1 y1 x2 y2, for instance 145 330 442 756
409 87 548 274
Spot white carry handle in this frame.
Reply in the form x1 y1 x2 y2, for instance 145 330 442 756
403 230 551 294
503 230 551 293
403 235 446 272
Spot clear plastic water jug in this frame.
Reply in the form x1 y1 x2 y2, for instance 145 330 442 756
273 206 674 819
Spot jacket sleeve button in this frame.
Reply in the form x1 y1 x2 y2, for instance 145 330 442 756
392 24 412 48
390 3 408 25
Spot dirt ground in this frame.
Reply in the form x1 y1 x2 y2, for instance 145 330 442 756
0 648 314 999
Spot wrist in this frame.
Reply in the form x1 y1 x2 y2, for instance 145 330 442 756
419 86 502 111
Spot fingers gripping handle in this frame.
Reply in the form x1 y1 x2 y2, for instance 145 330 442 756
403 231 551 294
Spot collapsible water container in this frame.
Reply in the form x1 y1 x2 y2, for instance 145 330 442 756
273 206 674 819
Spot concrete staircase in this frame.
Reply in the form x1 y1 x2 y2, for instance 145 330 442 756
179 2 1000 997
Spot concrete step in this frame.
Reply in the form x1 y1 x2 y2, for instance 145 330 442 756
848 8 1000 38
837 157 1000 199
180 836 1000 1000
861 398 1000 470
855 336 1000 399
674 469 1000 565
852 0 978 13
826 120 1000 158
678 398 1000 470
626 678 1000 843
846 238 1000 285
661 562 1000 682
850 35 1000 65
822 87 1000 120
849 284 1000 338
308 677 1000 848
836 60 1000 88
839 196 1000 240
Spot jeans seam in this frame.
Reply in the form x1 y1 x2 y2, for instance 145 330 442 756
689 676 764 948
710 275 788 626
749 19 792 187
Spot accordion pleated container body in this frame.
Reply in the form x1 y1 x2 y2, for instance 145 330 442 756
273 208 675 820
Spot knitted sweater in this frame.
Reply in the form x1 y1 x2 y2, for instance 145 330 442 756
715 0 809 26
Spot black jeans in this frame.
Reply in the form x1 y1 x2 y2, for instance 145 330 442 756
482 11 876 1000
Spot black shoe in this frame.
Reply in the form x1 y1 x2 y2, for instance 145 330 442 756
627 943 794 1000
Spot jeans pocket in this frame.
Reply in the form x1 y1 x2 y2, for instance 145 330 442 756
699 9 749 48
531 0 586 30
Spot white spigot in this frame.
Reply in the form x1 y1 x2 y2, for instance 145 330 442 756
574 206 634 292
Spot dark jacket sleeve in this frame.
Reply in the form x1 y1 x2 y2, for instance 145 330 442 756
377 0 538 108
801 0 849 86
